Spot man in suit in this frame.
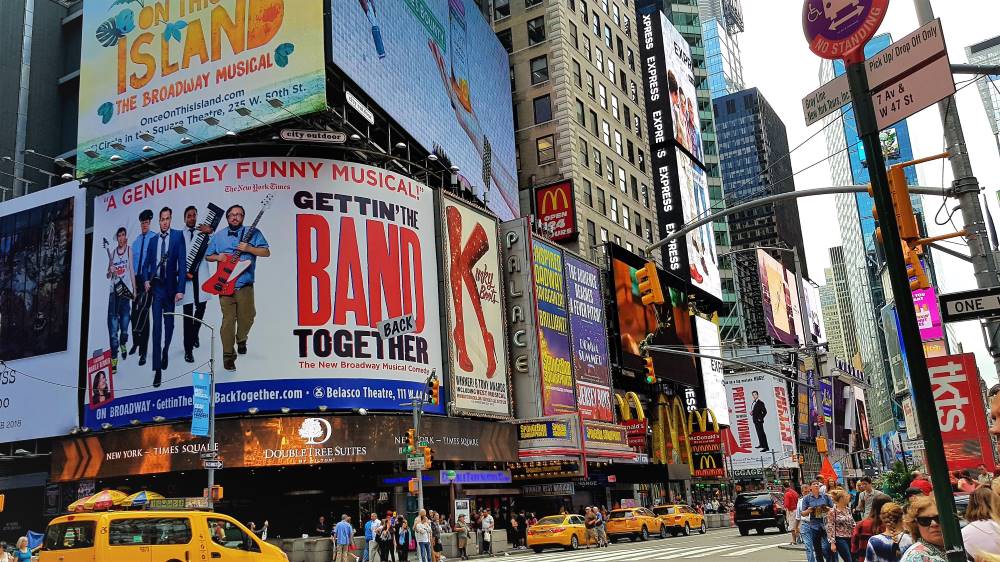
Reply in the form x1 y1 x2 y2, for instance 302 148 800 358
129 209 157 365
181 206 214 363
750 390 770 452
142 207 186 387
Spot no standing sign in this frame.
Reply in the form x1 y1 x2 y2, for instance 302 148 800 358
802 0 890 62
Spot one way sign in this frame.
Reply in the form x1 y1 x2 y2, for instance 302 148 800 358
939 287 1000 322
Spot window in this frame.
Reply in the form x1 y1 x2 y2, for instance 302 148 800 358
526 0 543 7
606 157 614 182
607 59 616 83
614 130 623 156
595 48 603 72
581 0 588 22
630 80 638 102
494 0 511 19
586 72 595 98
569 22 578 49
583 178 593 206
630 175 638 199
617 37 624 60
622 204 630 230
209 519 261 553
610 196 618 222
611 95 620 120
593 13 600 37
627 47 635 71
601 0 609 13
624 105 631 126
613 4 620 25
527 16 546 45
627 140 634 164
512 101 519 130
533 95 552 123
614 235 621 245
604 24 612 48
587 220 597 246
44 521 96 550
579 137 589 165
496 29 513 53
509 65 515 92
602 120 611 146
634 115 642 138
645 218 653 241
599 84 607 109
618 167 626 192
530 55 549 85
634 211 642 236
600 227 609 242
572 60 582 87
638 149 646 173
623 15 631 35
583 36 591 61
576 99 586 126
594 148 602 175
626 241 633 252
536 135 555 163
589 110 598 136
596 188 606 214
109 518 193 546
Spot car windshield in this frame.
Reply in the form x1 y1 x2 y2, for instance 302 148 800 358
536 516 565 525
609 510 632 519
737 494 774 507
654 507 677 515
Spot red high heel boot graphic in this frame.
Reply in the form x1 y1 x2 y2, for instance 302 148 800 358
446 206 498 378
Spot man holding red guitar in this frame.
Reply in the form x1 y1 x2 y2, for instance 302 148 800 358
205 204 270 371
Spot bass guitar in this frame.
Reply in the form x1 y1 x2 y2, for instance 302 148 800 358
202 194 274 296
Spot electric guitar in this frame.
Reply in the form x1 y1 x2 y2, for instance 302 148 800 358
202 194 274 296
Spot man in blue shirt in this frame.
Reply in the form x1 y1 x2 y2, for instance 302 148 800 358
362 512 381 562
333 514 354 562
129 209 157 365
142 207 186 388
205 204 269 371
799 480 832 562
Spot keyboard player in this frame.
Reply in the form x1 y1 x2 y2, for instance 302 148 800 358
181 205 216 363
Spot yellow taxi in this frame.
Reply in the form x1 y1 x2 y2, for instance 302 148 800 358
653 504 707 536
605 507 666 542
39 510 288 562
526 514 588 553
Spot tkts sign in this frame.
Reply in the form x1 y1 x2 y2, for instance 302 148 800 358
927 353 996 472
534 181 576 241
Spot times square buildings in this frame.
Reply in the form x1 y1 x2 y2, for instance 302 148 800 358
0 0 868 539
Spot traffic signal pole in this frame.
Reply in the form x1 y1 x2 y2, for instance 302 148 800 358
412 392 425 513
845 60 966 562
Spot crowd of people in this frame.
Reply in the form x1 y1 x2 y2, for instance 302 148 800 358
781 469 1000 562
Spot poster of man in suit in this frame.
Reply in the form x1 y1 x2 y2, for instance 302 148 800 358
723 373 798 471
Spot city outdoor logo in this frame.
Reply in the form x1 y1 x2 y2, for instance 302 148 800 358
298 417 333 445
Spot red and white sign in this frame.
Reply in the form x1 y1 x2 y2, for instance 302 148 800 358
577 382 614 423
927 353 996 473
534 181 577 241
621 419 649 449
689 431 722 453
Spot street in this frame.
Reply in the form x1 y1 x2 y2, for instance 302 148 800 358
520 529 804 562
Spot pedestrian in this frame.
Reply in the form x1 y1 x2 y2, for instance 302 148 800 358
801 480 833 562
908 472 933 496
394 514 406 562
955 470 980 493
414 510 432 562
851 495 892 562
857 477 890 521
334 514 355 562
528 513 538 527
827 488 857 562
978 465 992 486
961 487 1000 560
455 514 470 560
363 512 382 562
378 516 395 562
784 481 800 544
865 503 912 562
429 512 443 562
481 508 494 556
508 512 520 548
516 510 527 549
899 496 947 562
316 515 330 537
583 507 597 548
12 538 37 562
397 520 412 562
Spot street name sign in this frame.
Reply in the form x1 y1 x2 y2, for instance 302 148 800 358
279 129 347 144
865 19 946 89
406 455 424 471
900 438 925 451
802 74 851 126
873 54 954 130
202 460 223 470
939 286 1000 322
199 451 218 460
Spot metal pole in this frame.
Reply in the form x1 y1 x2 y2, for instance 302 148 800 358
413 395 424 513
845 58 966 561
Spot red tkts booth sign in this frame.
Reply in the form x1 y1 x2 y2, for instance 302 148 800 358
927 353 996 473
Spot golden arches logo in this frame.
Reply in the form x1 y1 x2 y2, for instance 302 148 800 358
538 184 570 213
687 408 720 434
615 391 645 421
698 454 718 471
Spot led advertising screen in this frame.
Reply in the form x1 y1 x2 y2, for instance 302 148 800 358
928 353 996 473
679 153 721 300
694 316 729 426
533 239 577 416
723 372 798 471
330 0 518 220
565 255 613 422
86 158 443 427
441 195 510 418
803 281 826 343
912 287 943 342
77 0 327 176
758 249 798 346
0 182 85 441
784 268 805 344
608 244 697 386
661 16 703 164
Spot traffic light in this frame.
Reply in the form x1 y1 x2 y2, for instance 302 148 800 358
404 428 416 454
427 377 440 406
636 262 665 306
423 446 434 469
887 164 920 243
408 478 418 494
209 485 223 501
644 356 656 384
798 453 805 465
904 242 930 290
816 436 828 454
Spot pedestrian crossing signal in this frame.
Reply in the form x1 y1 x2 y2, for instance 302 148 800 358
408 478 418 494
644 356 656 384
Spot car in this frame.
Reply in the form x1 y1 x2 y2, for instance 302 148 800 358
526 514 588 553
734 492 787 536
39 510 288 562
605 507 665 542
653 504 707 536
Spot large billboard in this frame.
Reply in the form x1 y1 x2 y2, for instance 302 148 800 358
679 153 720 300
565 255 613 422
0 182 84 441
758 249 800 346
441 195 510 418
330 0 518 220
77 0 327 176
533 240 577 416
86 158 443 427
927 353 996 473
803 281 826 343
695 317 729 426
723 372 798 471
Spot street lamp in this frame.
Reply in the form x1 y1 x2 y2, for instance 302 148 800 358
163 310 217 510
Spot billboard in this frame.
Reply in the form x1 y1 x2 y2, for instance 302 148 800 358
86 158 443 427
533 239 577 416
723 372 798 471
0 182 84 441
912 287 943 341
534 181 577 241
803 281 826 343
77 0 327 176
695 316 729 426
565 255 613 422
679 153 720 300
441 195 510 418
758 249 799 346
330 0 518 220
608 244 697 386
927 353 996 472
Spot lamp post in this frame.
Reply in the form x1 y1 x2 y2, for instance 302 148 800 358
164 311 217 510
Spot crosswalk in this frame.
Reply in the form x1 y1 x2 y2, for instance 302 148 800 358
521 540 787 561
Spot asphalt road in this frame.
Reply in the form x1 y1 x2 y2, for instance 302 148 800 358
515 528 806 561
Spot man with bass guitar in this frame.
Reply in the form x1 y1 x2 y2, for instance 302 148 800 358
205 203 270 372
142 207 187 388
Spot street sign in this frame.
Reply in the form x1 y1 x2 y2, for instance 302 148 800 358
199 451 218 460
802 0 889 61
939 286 1000 322
873 54 955 130
406 456 424 471
901 438 926 451
378 314 416 340
802 74 850 126
202 460 223 470
279 129 347 144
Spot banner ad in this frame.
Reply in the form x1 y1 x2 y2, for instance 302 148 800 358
0 182 85 441
723 372 798 471
565 255 613 422
330 0 518 220
912 287 943 341
440 195 510 418
694 317 729 426
758 249 798 346
534 181 577 241
678 152 720 300
77 0 327 176
803 282 826 343
927 353 996 472
532 240 577 415
52 415 516 482
86 158 443 428
690 431 724 478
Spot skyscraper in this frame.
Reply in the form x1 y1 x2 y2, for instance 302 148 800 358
823 246 861 363
699 0 745 100
820 275 846 360
966 36 1000 141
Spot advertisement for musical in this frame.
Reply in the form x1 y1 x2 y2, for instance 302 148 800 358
0 182 85 441
441 195 511 418
927 353 996 472
534 181 577 241
85 158 443 428
694 317 729 426
912 287 944 341
330 0 518 220
77 0 327 176
533 240 577 416
723 372 798 471
565 255 613 422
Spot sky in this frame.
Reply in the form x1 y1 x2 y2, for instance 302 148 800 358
740 0 1000 385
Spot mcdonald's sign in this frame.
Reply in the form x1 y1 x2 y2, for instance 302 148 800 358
692 450 725 478
534 181 577 241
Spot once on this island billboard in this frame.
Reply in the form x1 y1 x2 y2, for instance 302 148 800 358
330 0 519 220
77 0 328 176
85 158 443 428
